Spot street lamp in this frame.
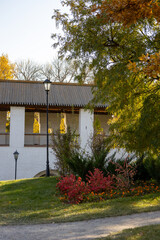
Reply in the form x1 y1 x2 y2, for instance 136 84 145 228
43 79 51 177
13 150 19 180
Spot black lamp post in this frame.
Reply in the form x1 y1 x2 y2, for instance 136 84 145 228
43 79 51 177
13 150 19 180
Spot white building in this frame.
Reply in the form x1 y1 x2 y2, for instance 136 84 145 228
0 79 111 180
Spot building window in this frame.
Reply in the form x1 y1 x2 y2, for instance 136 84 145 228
6 111 10 133
94 117 103 135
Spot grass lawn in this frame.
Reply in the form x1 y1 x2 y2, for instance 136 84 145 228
97 224 160 240
0 177 160 225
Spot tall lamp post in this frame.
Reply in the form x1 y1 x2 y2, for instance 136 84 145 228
43 79 51 177
13 150 19 180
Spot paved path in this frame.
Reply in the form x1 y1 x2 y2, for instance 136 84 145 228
0 211 160 240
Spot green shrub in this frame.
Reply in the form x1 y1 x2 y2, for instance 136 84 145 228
133 154 151 181
144 154 160 182
52 127 79 176
52 128 117 179
90 133 116 176
66 133 117 180
66 151 94 181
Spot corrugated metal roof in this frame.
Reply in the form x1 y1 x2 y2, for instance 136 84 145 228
0 80 108 108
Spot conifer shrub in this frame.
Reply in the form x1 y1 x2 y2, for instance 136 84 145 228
144 154 160 182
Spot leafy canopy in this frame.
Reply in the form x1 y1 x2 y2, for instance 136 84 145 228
52 0 160 154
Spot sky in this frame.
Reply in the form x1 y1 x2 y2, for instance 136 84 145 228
0 0 65 64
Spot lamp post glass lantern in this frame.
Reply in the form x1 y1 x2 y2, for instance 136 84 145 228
13 150 19 180
43 79 51 91
43 79 51 177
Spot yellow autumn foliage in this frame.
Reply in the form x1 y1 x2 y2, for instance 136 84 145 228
128 52 160 79
33 113 40 133
0 54 15 80
93 0 160 26
94 118 103 135
60 113 67 134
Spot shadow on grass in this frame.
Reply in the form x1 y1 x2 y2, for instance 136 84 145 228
0 177 160 225
100 224 160 240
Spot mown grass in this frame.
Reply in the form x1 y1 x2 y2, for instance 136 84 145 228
98 224 160 240
0 177 160 225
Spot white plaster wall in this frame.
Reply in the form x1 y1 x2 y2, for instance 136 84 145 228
0 107 127 181
0 146 56 181
10 107 25 148
79 109 94 151
108 148 127 159
0 146 127 181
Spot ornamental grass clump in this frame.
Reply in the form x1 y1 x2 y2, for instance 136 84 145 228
112 158 136 191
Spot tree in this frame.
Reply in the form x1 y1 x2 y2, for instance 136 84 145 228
14 57 84 83
41 57 76 82
14 59 42 81
0 54 15 79
40 63 54 81
93 0 160 26
52 0 160 154
41 57 94 83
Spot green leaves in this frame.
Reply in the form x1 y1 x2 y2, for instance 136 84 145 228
52 0 160 154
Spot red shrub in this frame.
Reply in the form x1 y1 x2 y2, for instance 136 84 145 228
56 174 89 204
67 177 89 203
86 168 114 193
56 169 114 204
56 174 76 194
